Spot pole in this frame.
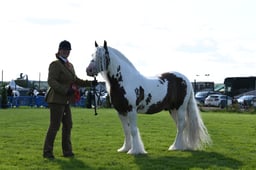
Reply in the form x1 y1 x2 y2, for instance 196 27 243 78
93 76 98 116
194 79 197 94
1 70 3 86
39 72 41 90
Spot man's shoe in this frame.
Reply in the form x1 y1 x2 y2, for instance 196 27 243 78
63 153 75 158
43 152 55 159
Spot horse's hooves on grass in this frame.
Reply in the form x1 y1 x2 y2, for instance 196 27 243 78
117 147 130 153
127 149 148 155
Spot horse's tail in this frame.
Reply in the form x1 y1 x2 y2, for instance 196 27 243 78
185 91 212 150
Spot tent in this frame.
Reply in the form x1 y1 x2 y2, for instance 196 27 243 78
6 80 26 90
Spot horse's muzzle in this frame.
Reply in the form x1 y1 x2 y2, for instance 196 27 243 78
86 67 94 77
86 63 97 77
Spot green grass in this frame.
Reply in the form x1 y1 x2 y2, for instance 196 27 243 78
0 108 256 169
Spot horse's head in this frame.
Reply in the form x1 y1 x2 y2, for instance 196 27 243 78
86 40 110 77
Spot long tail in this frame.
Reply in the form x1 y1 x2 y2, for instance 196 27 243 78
184 91 212 150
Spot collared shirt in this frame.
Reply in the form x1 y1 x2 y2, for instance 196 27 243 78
59 56 68 63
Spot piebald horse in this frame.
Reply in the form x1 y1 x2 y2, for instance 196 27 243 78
86 41 211 154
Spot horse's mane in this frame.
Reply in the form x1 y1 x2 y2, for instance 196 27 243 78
107 46 138 71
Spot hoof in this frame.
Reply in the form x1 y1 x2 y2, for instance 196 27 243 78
127 149 147 155
117 146 130 153
168 145 177 151
169 144 188 151
169 144 183 151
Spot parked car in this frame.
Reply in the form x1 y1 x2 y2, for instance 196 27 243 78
236 95 256 107
252 97 256 107
195 91 220 104
204 94 232 108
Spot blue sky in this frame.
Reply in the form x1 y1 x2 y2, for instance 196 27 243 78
0 0 256 83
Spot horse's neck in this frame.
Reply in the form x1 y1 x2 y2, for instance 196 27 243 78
102 49 143 86
108 48 140 75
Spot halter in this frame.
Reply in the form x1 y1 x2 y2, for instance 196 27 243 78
92 41 110 116
94 41 110 75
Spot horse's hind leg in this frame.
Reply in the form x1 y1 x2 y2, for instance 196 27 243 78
127 110 147 154
169 106 187 150
117 113 131 152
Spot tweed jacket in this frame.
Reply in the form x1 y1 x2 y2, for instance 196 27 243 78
45 58 91 104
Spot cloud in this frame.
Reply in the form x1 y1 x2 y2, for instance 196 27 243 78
0 0 256 84
25 17 72 25
177 39 218 53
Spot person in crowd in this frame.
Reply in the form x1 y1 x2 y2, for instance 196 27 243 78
7 86 13 96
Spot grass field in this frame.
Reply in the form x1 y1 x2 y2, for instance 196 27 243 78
0 107 256 170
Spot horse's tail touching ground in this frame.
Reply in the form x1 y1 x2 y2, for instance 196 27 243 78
184 91 212 150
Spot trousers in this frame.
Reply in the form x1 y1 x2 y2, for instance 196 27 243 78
43 103 73 156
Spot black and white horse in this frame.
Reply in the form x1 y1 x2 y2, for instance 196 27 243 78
86 41 211 154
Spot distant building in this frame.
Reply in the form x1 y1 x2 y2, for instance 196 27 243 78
224 77 256 97
191 81 214 93
32 80 48 90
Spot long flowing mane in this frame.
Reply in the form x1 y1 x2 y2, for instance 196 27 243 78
97 46 142 83
108 47 137 70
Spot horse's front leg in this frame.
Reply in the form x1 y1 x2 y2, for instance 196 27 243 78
127 110 147 154
117 113 131 152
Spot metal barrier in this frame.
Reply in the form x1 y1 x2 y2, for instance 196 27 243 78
6 96 87 108
73 96 86 107
35 96 48 107
7 96 42 107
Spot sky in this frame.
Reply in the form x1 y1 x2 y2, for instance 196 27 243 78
0 0 256 84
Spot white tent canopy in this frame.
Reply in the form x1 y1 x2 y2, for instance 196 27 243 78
6 80 25 90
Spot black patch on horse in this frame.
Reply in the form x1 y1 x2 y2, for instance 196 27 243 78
107 73 132 115
135 86 145 106
145 93 152 105
146 73 187 113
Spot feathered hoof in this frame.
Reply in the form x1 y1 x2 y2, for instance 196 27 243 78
169 145 178 151
127 149 147 155
117 146 130 153
168 144 187 151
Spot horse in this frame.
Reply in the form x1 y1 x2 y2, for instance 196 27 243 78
86 41 211 154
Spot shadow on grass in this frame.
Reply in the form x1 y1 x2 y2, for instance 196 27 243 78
134 151 243 170
53 157 92 170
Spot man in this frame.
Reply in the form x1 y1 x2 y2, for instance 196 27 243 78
43 40 94 159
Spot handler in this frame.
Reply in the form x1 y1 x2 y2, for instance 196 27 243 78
43 40 95 159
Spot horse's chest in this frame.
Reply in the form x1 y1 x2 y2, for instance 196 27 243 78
109 85 133 114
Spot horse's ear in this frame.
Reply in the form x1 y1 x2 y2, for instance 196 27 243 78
95 41 98 47
104 40 107 48
103 40 108 52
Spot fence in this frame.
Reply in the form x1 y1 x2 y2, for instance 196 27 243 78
2 96 87 108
